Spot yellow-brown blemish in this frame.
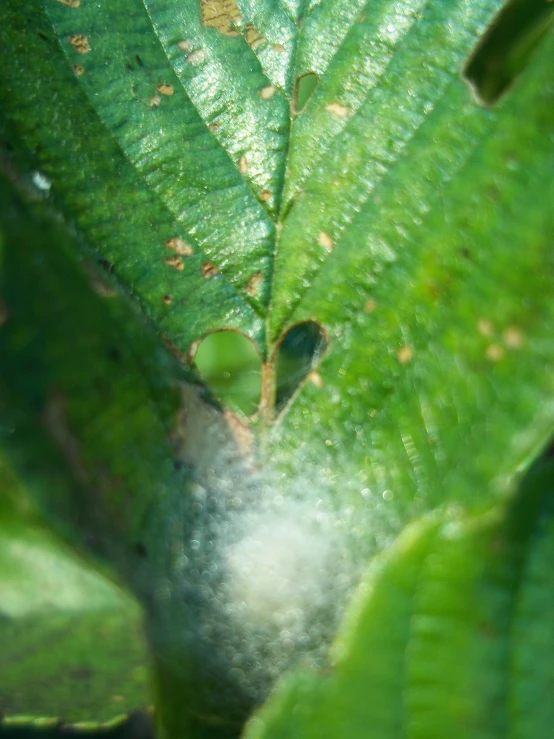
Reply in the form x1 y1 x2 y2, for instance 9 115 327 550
202 261 218 277
273 43 285 53
209 121 221 130
177 39 193 52
165 255 184 271
56 0 80 7
259 85 276 100
244 22 264 48
397 346 413 364
503 327 523 349
318 230 334 251
163 294 172 304
260 189 271 202
238 155 248 174
486 343 505 361
246 271 262 296
157 82 174 96
69 34 90 54
307 370 324 388
148 95 161 107
326 102 349 117
477 318 494 337
72 63 85 76
364 298 376 313
165 237 193 256
187 49 206 64
201 0 241 37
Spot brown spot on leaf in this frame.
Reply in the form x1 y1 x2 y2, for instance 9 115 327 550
238 155 248 174
273 42 285 53
72 63 85 76
177 39 193 52
157 82 174 96
260 189 271 202
56 0 80 6
162 294 172 304
246 271 262 296
326 102 348 117
165 237 193 256
307 370 324 388
397 346 413 364
202 261 218 278
259 85 276 100
187 49 206 64
364 298 376 313
201 0 242 37
165 255 184 271
477 318 494 337
244 22 264 48
503 326 523 349
486 343 505 361
318 230 334 251
148 95 161 107
69 34 91 54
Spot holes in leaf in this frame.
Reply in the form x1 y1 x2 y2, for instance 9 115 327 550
464 0 554 105
275 321 327 412
193 330 261 416
293 72 319 114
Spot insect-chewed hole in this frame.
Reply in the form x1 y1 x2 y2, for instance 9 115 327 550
275 320 327 412
292 72 319 114
192 330 261 416
464 0 554 105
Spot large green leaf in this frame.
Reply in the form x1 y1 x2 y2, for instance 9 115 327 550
1 0 552 511
1 0 554 735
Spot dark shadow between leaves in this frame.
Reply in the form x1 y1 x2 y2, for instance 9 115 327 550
464 0 554 105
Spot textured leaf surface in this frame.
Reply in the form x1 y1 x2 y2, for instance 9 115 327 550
245 460 554 739
0 610 150 726
1 0 552 517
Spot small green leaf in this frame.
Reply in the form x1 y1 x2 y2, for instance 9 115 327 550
0 610 150 726
0 460 151 726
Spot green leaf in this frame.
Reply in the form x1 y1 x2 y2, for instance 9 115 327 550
2 0 554 734
1 0 552 516
0 610 150 726
244 459 554 739
0 460 151 725
0 514 125 619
